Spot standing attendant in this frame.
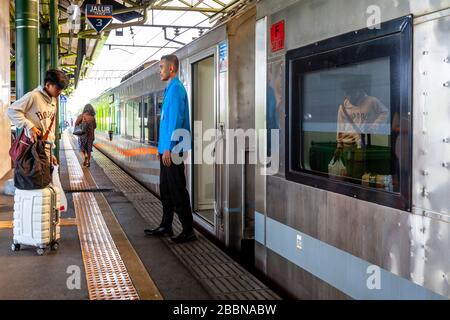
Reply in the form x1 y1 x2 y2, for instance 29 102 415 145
144 54 196 244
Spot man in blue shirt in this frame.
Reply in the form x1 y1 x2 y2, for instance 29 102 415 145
144 54 196 243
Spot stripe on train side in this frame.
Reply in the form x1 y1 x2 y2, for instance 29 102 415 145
255 212 446 300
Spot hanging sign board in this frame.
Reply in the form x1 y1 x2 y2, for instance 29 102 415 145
270 20 285 52
86 4 113 33
219 41 228 73
59 95 67 103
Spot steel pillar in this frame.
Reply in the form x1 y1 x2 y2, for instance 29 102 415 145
15 0 39 99
40 0 51 84
50 0 59 69
50 0 61 161
39 24 51 84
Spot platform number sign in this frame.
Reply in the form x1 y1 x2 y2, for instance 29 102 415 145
86 4 113 33
271 20 285 52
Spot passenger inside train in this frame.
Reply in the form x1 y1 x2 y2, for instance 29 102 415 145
332 77 391 187
304 60 394 191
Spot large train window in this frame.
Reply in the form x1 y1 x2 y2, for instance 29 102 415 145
286 16 412 211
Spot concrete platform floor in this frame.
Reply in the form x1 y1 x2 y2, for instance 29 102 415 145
65 137 211 300
0 139 211 300
0 169 89 299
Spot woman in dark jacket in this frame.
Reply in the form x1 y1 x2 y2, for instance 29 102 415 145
75 104 97 167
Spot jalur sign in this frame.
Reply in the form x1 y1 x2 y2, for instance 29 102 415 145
86 4 113 33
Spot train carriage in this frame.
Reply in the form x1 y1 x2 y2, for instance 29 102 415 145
91 0 450 300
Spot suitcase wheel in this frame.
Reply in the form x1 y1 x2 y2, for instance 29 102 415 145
36 248 45 256
51 242 59 251
11 243 20 252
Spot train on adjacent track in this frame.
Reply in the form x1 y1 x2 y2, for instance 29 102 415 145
89 0 450 299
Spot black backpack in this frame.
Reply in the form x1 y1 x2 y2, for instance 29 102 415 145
14 140 52 190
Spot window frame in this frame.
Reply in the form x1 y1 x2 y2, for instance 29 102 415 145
285 15 412 211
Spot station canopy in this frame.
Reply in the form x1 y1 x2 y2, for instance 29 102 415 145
42 0 250 112
60 1 248 89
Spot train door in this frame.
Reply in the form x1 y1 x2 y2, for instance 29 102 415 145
191 52 219 232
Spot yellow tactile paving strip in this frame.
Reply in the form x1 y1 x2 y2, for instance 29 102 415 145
0 221 12 229
63 135 139 300
60 218 77 227
91 192 162 300
0 218 76 230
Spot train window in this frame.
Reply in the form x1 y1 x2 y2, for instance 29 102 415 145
142 102 148 142
125 100 139 139
133 101 140 140
156 92 164 143
117 106 123 135
286 16 412 211
125 101 134 138
147 95 156 144
139 101 147 142
303 58 393 187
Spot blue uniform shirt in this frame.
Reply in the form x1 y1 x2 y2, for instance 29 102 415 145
158 77 191 155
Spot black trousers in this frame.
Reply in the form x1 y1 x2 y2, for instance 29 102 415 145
159 157 193 233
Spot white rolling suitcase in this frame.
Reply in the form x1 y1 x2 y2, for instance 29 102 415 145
11 185 61 255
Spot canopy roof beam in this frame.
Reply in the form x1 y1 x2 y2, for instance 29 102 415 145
150 5 221 13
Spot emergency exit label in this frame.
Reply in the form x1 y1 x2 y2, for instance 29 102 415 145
271 20 285 52
86 4 113 33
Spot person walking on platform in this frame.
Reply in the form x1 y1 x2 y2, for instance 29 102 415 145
144 54 196 244
7 69 69 164
75 104 97 167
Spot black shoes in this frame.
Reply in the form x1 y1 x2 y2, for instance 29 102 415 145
145 227 197 243
144 226 174 237
170 230 197 244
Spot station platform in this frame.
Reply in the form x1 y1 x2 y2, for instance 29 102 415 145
0 132 280 300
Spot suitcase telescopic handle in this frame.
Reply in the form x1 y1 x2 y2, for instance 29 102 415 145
48 186 60 225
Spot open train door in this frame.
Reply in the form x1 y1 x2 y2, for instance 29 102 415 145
190 48 224 239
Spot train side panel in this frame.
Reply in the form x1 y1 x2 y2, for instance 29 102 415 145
255 0 450 299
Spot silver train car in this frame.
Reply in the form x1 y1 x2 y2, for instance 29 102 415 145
90 0 450 299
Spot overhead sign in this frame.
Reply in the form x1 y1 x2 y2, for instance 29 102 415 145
271 20 285 52
219 41 228 73
86 4 113 33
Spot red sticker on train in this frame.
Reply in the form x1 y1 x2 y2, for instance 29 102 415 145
271 20 285 52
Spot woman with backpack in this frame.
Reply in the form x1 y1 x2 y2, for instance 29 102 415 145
75 104 97 167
